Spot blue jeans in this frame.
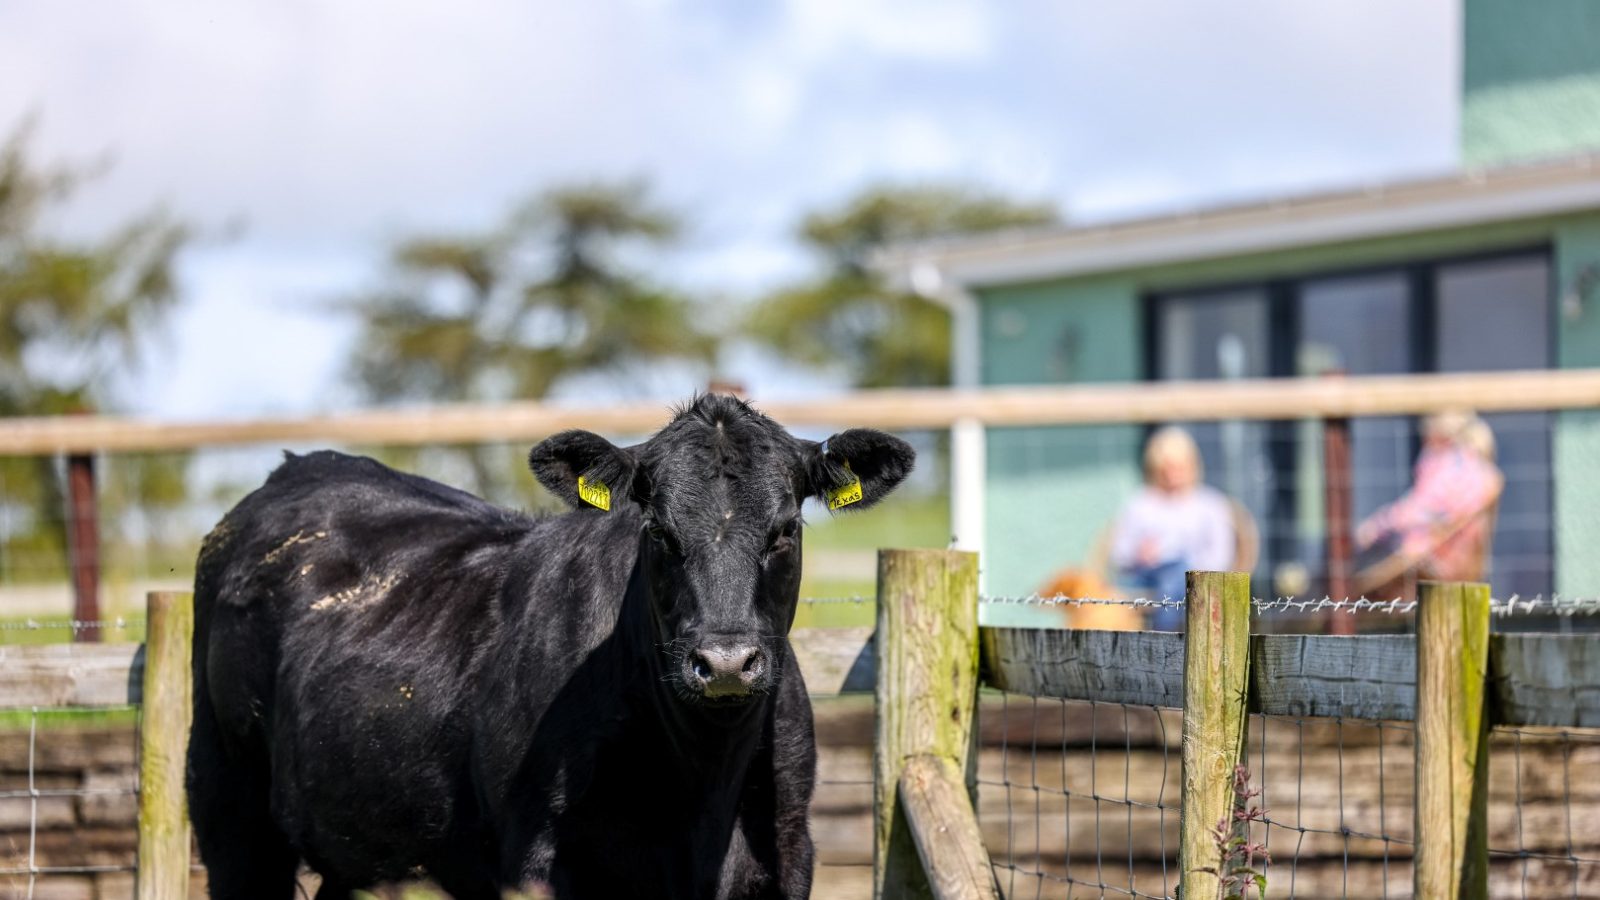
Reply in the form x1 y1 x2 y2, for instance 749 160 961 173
1121 559 1187 632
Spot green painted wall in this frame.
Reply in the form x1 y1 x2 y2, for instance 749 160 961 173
977 211 1600 597
977 278 1142 596
1463 0 1600 165
1554 217 1600 593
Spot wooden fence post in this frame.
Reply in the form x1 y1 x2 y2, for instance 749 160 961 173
138 591 193 900
66 451 101 640
1322 411 1354 634
1179 571 1252 900
873 548 992 900
1415 581 1490 899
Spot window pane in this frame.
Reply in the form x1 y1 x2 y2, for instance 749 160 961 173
1155 290 1273 585
1436 255 1553 595
1296 274 1415 590
1158 289 1269 381
1437 256 1551 371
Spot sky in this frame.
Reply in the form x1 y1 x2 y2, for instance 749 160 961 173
0 1 1459 419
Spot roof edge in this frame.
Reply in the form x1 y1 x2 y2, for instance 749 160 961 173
875 154 1600 290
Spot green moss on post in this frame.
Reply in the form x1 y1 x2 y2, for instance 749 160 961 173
873 549 982 900
1179 570 1251 900
1415 581 1491 899
138 591 193 900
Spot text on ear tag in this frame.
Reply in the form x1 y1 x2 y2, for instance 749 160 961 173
577 475 611 511
826 463 863 511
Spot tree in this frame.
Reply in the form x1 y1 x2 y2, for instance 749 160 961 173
0 119 190 582
342 181 713 498
746 184 1059 388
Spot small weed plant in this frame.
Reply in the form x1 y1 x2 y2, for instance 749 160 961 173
1199 764 1270 900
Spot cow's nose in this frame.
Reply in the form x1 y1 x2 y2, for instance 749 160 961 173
688 645 766 697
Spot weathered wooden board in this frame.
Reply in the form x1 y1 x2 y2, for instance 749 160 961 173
1491 634 1600 728
0 628 870 714
789 627 874 695
6 626 1595 728
981 627 1184 709
0 644 143 709
982 627 1600 729
874 548 982 900
899 754 1001 900
1251 634 1416 720
6 368 1598 455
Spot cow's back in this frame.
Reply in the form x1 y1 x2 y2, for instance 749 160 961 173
192 450 545 881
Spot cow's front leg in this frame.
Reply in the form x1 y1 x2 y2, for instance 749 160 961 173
719 662 816 900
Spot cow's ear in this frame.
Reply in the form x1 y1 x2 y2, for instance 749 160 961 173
529 430 638 511
803 429 915 513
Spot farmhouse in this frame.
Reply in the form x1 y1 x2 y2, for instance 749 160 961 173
879 0 1600 598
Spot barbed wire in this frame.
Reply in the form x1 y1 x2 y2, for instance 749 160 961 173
978 593 1600 616
0 617 143 633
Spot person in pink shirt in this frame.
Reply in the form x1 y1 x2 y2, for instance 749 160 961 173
1355 410 1503 582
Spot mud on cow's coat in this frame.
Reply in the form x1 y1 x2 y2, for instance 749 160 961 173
185 394 914 899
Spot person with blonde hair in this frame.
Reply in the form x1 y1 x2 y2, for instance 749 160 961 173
1110 426 1235 630
1356 409 1503 582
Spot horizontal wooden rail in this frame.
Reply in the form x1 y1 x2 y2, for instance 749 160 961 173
5 625 1590 724
980 627 1600 727
789 626 875 694
0 627 874 710
0 643 143 707
4 368 1600 455
981 627 1184 708
897 754 1001 900
1489 634 1600 728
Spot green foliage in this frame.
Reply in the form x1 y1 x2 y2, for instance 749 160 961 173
746 184 1058 388
341 181 713 500
0 119 191 583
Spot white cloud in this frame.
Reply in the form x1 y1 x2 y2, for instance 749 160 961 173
0 0 1459 415
783 0 997 65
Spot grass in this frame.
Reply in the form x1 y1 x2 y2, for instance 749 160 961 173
802 491 951 551
798 490 950 604
0 705 140 731
0 614 145 645
792 598 875 629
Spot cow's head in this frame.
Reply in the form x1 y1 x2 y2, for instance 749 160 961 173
530 395 914 705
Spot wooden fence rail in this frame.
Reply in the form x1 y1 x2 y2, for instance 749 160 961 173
3 368 1599 456
0 591 194 900
7 565 1600 900
875 571 1600 899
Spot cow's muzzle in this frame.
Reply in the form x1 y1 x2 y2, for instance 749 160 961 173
685 642 767 700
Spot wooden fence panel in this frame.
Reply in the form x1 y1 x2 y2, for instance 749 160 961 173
0 644 143 708
981 627 1182 708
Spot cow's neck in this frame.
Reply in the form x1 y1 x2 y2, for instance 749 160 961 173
618 543 771 781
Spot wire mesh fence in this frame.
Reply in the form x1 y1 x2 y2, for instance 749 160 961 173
6 571 1599 897
976 595 1600 899
0 705 142 899
979 694 1179 899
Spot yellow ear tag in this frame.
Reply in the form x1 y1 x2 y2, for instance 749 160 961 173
576 475 611 511
826 463 863 511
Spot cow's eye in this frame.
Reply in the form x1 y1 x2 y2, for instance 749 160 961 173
768 518 801 555
648 524 682 556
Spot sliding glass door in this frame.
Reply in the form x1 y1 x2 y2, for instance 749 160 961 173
1148 249 1554 595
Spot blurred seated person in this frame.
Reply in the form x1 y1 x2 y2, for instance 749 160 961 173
1110 427 1235 630
1355 410 1503 584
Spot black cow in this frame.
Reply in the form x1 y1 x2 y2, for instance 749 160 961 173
185 395 913 899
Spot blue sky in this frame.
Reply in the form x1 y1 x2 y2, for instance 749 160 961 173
0 1 1458 418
